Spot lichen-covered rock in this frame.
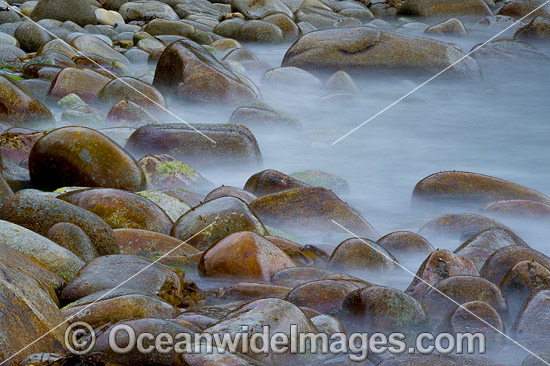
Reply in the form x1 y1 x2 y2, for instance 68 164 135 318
0 191 119 257
0 262 67 364
47 67 111 103
137 190 192 222
290 170 350 195
341 285 429 335
0 128 43 165
153 39 258 104
46 222 96 262
412 171 550 208
514 16 550 43
327 237 399 273
61 254 198 307
244 169 308 197
454 227 528 270
286 279 362 314
249 187 379 240
418 213 512 242
199 231 295 281
406 249 479 299
97 76 168 112
30 0 97 27
0 75 55 128
125 123 263 170
480 199 550 219
397 0 492 17
282 27 482 79
377 231 434 261
229 101 302 131
205 185 257 204
480 246 550 285
173 196 268 250
59 188 173 234
138 154 214 193
29 126 146 192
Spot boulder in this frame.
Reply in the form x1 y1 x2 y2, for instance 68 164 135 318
480 246 550 285
285 279 363 314
46 222 96 262
480 199 550 219
471 39 549 64
236 20 285 43
232 0 292 19
418 213 512 242
70 34 130 66
514 290 550 351
205 185 257 204
229 101 302 131
119 1 180 21
377 231 435 261
14 22 51 52
514 16 550 43
424 18 468 37
47 67 111 103
244 169 308 197
327 237 399 273
96 76 168 112
30 0 97 27
397 0 492 17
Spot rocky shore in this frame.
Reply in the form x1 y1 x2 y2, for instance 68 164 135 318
1 0 550 365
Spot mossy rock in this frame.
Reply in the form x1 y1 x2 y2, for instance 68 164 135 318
291 170 350 195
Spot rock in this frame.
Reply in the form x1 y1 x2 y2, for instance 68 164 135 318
497 0 550 19
249 187 379 240
137 190 192 222
418 213 512 242
513 290 550 351
522 353 550 366
14 22 51 53
341 285 429 335
0 76 55 128
244 169 308 197
214 18 246 38
236 20 284 43
265 235 315 266
0 219 84 280
261 66 322 89
221 282 292 301
0 170 13 207
37 38 79 59
295 6 345 29
205 185 257 204
500 260 550 321
0 44 26 67
159 187 204 207
232 0 292 19
0 191 119 256
454 228 528 270
514 16 550 43
286 279 363 314
412 171 550 209
270 266 332 286
262 12 300 41
173 197 268 250
205 298 317 365
424 18 468 37
228 100 302 131
153 39 258 104
0 262 67 364
290 170 350 196
480 199 550 219
31 0 97 27
59 188 173 234
62 291 178 329
2 160 32 191
282 27 482 79
125 124 263 170
471 39 549 64
0 7 20 25
405 249 479 299
138 154 214 193
473 15 523 32
95 8 125 26
322 70 361 94
106 99 162 125
46 222 96 262
61 254 198 306
379 354 498 365
119 1 179 21
29 126 146 191
0 31 18 48
421 275 509 326
199 231 294 281
397 0 491 17
480 246 550 285
47 67 111 103
327 237 399 273
96 76 168 112
438 301 506 352
143 18 196 37
70 34 130 66
377 231 435 261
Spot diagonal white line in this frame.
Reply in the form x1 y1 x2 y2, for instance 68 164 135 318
0 220 217 365
332 1 550 145
331 219 550 365
0 1 217 144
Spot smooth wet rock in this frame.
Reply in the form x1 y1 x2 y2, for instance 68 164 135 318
341 285 429 335
199 231 295 281
270 266 332 286
0 76 55 128
327 237 399 273
249 187 379 240
514 290 550 352
261 66 322 89
137 190 192 222
59 188 173 234
497 0 550 18
264 235 315 266
262 12 300 41
471 39 549 64
14 22 51 52
229 100 302 131
125 123 263 170
47 67 111 103
481 246 550 285
153 39 258 104
106 99 161 125
205 185 257 204
282 27 482 79
295 6 345 29
514 16 550 43
232 0 292 19
397 0 491 17
120 1 179 21
418 213 512 242
244 169 308 197
480 199 550 219
61 254 197 306
138 153 214 193
424 18 468 37
173 196 267 251
0 128 43 166
454 227 528 270
0 219 84 280
406 249 479 298
31 0 97 27
0 191 119 256
96 8 125 26
29 126 146 191
322 70 361 94
221 282 292 301
0 262 67 363
377 231 434 261
97 76 168 112
286 279 362 314
46 222 96 262
70 34 130 66
412 171 550 208
236 20 284 43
